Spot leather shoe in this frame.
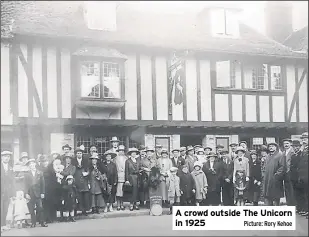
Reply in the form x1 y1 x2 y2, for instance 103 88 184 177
40 223 48 227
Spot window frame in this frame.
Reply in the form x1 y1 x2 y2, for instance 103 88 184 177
79 57 125 101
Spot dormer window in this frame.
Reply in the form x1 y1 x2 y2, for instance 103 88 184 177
84 1 117 31
210 8 239 38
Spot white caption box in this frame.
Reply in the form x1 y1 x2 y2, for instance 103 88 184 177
173 206 296 231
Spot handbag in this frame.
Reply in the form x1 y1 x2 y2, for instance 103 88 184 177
122 182 133 194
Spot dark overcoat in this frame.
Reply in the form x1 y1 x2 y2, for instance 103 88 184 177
125 158 141 202
298 147 308 185
248 159 262 202
179 172 196 199
202 160 224 192
72 158 90 192
262 151 285 199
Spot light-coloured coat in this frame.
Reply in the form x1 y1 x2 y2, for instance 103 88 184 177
191 169 208 200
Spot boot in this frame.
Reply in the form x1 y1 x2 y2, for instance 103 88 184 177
95 207 100 214
91 208 96 214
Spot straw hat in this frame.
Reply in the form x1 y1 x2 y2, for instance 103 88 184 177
180 147 186 152
235 146 246 154
26 159 36 165
117 145 126 151
207 152 217 157
170 167 178 173
204 146 212 151
146 146 155 152
229 143 238 147
301 132 308 139
196 148 205 154
171 148 180 153
66 175 74 181
161 148 169 155
1 151 12 156
104 151 117 159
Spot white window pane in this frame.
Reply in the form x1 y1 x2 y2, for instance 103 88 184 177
266 137 275 143
226 10 239 37
216 61 230 87
253 138 263 145
211 9 225 35
80 62 100 98
244 66 253 89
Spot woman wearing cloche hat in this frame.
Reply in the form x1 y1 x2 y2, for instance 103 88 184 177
191 161 208 206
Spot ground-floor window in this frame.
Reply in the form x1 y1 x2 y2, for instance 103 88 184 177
76 136 140 156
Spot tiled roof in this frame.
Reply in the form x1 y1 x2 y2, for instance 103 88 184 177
1 1 307 58
283 26 308 52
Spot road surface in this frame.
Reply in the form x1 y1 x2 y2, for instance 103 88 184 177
2 215 308 236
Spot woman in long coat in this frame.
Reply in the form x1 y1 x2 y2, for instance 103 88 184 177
248 151 262 205
157 149 173 206
125 148 142 211
89 154 105 214
62 156 76 178
191 162 208 205
202 152 223 206
263 143 285 206
114 145 127 211
101 151 118 212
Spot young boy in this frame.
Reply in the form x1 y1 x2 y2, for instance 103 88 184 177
179 164 196 206
167 167 181 214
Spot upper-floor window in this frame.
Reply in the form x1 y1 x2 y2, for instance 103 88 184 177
80 61 121 99
216 60 240 88
211 9 239 38
244 64 268 90
270 66 282 90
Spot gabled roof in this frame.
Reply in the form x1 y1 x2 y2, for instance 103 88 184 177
283 26 308 52
1 1 306 59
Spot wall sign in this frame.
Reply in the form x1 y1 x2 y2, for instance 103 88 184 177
50 133 74 153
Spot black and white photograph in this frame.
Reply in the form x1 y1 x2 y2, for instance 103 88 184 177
0 1 308 236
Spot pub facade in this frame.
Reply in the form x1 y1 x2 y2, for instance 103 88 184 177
1 1 308 163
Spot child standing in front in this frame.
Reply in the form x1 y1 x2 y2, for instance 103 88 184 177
62 175 77 222
234 170 248 206
179 164 196 206
167 167 181 214
191 161 208 206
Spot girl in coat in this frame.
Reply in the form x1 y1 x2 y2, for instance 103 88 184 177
179 164 195 205
89 153 105 214
248 151 262 206
191 162 208 206
234 170 248 206
167 167 181 214
157 148 173 207
101 151 118 213
114 145 127 211
62 175 77 222
125 148 142 211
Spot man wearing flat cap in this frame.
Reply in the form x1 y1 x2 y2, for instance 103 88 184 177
155 144 163 160
263 142 285 206
185 146 196 173
180 147 186 160
229 143 238 161
282 138 295 206
171 148 185 170
1 151 15 228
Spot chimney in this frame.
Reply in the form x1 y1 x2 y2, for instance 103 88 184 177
264 1 293 43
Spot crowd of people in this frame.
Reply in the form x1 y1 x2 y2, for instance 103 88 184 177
1 133 308 231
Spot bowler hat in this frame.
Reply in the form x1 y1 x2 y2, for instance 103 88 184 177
301 132 308 139
170 167 178 173
1 151 12 156
117 145 126 151
127 148 140 156
62 144 72 150
110 137 120 142
26 159 36 165
104 151 117 159
216 144 224 149
292 140 301 146
282 138 292 143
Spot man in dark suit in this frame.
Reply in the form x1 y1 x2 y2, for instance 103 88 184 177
72 150 90 216
221 150 234 206
60 144 72 163
282 138 295 206
24 158 48 227
171 148 185 169
1 151 15 228
298 132 308 218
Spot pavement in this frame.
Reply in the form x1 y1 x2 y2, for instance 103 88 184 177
1 214 308 236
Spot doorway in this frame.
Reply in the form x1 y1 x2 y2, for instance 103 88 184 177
180 135 204 147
